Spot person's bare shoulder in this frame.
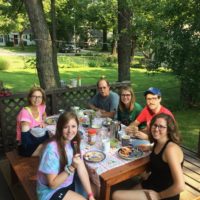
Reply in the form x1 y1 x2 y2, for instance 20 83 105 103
164 142 183 163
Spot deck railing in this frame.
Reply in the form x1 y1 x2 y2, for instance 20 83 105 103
0 82 130 152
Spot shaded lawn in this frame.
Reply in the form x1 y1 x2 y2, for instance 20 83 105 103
174 109 200 151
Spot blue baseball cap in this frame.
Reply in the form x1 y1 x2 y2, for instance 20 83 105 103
144 87 161 96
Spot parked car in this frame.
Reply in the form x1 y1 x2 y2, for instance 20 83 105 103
59 44 81 53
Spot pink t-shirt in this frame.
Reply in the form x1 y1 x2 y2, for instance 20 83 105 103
16 104 46 141
136 105 174 128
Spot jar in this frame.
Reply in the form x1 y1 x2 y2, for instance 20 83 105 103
88 128 97 145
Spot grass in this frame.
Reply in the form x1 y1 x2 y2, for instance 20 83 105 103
0 49 199 151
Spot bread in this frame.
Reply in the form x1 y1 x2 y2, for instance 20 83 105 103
120 146 132 157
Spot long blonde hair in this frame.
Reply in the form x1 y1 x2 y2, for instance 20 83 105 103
119 86 135 112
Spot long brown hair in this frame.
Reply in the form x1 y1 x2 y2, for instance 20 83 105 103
149 113 181 144
119 86 135 112
53 111 81 172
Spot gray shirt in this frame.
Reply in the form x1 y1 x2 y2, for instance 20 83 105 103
89 91 119 112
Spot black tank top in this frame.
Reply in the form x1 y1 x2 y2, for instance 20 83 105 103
142 140 183 200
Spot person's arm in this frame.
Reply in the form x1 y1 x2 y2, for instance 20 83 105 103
43 148 75 189
88 103 101 112
126 119 149 140
73 155 95 200
46 169 73 189
154 144 184 199
21 121 30 132
88 103 116 118
99 109 116 118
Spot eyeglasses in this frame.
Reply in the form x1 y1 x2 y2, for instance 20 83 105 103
121 94 131 97
98 87 107 90
31 96 43 100
146 97 158 102
152 124 167 130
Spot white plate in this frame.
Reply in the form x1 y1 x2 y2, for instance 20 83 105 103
118 146 143 160
84 150 106 163
45 116 58 125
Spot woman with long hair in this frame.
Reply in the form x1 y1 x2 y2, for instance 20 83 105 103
37 111 95 200
118 86 143 126
113 113 185 200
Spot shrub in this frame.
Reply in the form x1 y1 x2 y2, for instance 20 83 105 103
24 58 36 69
0 58 9 70
88 60 99 67
106 56 117 63
100 62 115 68
74 53 82 56
6 41 14 47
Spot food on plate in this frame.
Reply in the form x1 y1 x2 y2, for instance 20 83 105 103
84 151 105 162
118 146 143 160
45 117 57 125
119 146 132 157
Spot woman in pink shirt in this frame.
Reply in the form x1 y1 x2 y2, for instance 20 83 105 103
16 86 49 156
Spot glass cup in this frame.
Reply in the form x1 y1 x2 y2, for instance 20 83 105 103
121 134 131 146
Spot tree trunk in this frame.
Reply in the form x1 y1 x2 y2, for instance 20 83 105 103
111 28 117 55
23 0 58 89
102 27 108 51
117 0 132 82
51 0 61 87
19 31 25 50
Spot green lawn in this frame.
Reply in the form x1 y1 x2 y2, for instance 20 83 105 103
0 51 199 152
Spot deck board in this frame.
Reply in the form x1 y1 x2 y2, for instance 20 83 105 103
182 146 200 198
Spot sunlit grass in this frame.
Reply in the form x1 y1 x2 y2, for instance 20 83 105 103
0 53 199 151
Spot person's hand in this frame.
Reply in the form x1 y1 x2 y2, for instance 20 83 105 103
40 122 46 128
125 125 138 137
134 130 149 140
95 110 102 117
144 190 161 200
138 144 152 152
89 196 95 200
72 154 82 168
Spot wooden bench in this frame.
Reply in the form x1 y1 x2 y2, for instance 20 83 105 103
6 149 39 200
6 147 200 200
181 147 200 200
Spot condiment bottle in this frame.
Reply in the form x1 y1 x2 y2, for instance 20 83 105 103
88 128 97 145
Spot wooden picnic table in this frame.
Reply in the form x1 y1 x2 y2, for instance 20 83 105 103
6 149 149 200
99 156 150 200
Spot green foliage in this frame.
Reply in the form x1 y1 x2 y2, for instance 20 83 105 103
24 58 36 69
0 58 9 70
6 41 14 47
88 60 99 68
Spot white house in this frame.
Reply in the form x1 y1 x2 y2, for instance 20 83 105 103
0 29 35 46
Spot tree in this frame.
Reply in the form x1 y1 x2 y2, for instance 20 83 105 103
0 0 29 48
135 0 200 107
23 0 60 89
87 0 117 52
117 0 132 81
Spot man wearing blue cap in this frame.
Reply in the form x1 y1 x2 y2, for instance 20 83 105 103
126 87 174 139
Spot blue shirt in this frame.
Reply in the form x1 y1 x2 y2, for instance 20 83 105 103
89 91 119 113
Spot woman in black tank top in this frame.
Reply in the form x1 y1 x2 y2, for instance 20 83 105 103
112 113 185 200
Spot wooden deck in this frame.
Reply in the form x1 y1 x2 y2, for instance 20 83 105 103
1 147 200 200
181 147 200 200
